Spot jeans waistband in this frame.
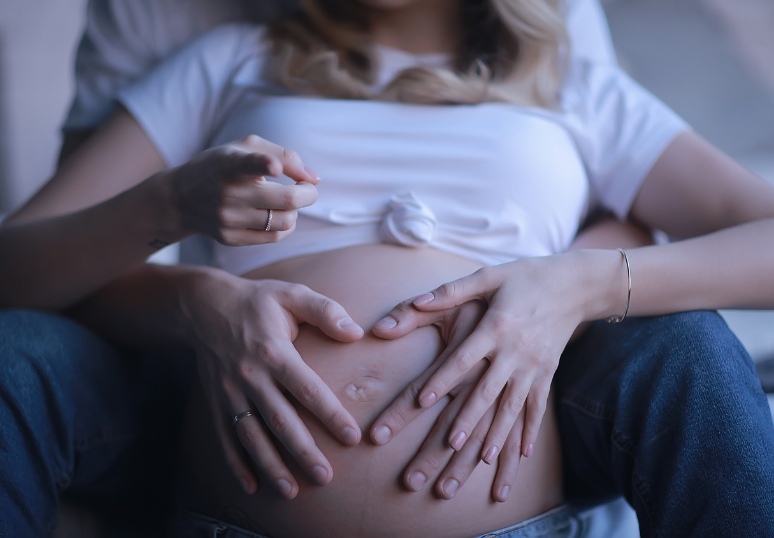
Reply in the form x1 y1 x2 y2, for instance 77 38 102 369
171 505 581 538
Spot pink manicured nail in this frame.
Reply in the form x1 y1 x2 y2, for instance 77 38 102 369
525 444 534 458
304 166 321 181
413 293 435 306
407 471 427 491
451 431 467 451
276 479 292 498
499 485 511 502
419 391 437 408
374 316 397 330
483 446 499 464
240 478 251 494
373 425 392 444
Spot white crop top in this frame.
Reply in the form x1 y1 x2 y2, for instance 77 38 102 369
119 24 688 275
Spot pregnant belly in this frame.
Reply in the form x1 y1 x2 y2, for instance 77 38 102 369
177 244 563 538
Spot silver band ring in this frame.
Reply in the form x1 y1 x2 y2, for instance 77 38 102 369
233 410 255 427
265 209 273 232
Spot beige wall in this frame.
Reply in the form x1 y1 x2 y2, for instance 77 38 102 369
0 0 87 212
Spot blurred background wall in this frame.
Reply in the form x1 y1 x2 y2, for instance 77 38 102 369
0 0 772 360
0 0 87 213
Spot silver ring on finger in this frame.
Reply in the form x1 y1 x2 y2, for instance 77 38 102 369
233 410 255 427
265 208 273 232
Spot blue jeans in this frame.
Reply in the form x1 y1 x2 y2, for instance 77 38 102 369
555 311 774 537
0 310 194 537
1 309 771 537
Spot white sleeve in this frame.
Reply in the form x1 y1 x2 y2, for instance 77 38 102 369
62 0 245 131
117 24 266 168
561 62 690 219
565 0 617 65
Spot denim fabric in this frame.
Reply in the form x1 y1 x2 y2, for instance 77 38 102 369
171 506 583 538
0 309 194 538
555 311 774 538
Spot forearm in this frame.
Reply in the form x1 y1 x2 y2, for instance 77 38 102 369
0 175 186 311
67 262 217 349
577 217 774 321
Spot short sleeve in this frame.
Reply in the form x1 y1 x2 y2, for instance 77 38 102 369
564 0 617 65
116 24 268 168
559 62 690 219
62 0 246 132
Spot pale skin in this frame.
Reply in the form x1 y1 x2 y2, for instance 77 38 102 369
2 0 773 511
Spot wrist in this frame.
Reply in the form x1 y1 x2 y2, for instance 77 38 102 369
173 265 231 345
139 168 190 243
568 249 631 322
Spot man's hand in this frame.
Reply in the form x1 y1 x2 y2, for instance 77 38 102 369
182 269 364 499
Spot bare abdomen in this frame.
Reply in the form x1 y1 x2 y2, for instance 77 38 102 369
177 244 563 538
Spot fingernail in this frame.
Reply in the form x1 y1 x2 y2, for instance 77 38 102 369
374 316 397 330
483 446 499 464
499 485 511 502
407 471 427 491
304 166 321 181
525 444 534 458
276 479 292 498
240 478 251 494
341 426 359 445
338 317 362 334
442 478 460 498
413 293 434 306
373 425 392 445
311 466 328 485
451 431 467 451
419 392 437 408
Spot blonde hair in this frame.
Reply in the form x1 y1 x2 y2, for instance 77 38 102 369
267 0 568 108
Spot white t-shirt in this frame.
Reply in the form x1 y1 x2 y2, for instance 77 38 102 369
63 0 617 131
118 24 687 275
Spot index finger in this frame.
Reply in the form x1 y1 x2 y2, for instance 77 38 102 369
409 267 498 312
268 339 362 447
237 136 320 185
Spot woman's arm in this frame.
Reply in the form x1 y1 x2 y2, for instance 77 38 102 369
371 130 774 500
0 108 318 310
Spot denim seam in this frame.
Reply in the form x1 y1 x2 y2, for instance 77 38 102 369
632 471 659 538
560 395 614 421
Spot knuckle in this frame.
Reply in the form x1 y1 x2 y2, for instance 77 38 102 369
455 350 478 372
386 406 408 429
282 147 301 163
424 454 444 473
242 134 262 147
298 381 322 405
280 189 302 209
240 428 259 450
268 411 290 434
296 447 316 464
481 380 502 403
236 361 256 382
504 394 526 415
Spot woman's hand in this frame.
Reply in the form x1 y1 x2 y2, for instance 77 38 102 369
158 135 321 246
180 269 365 500
372 251 625 501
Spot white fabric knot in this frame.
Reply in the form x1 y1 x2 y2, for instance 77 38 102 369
379 192 437 247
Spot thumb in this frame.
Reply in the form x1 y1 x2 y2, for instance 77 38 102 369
372 298 447 339
285 287 364 342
